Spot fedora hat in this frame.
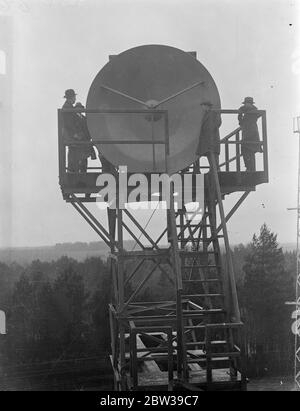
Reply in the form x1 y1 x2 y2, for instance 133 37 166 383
242 96 254 104
64 89 77 99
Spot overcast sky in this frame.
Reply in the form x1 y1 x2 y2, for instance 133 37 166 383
1 0 300 248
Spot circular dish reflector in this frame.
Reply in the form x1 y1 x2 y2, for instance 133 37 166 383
86 44 220 174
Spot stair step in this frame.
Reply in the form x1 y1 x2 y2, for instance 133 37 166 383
186 340 228 347
182 294 224 298
183 309 225 317
176 223 211 227
199 238 224 242
185 322 243 330
182 265 220 269
187 353 240 363
176 224 201 227
182 316 223 321
188 352 240 359
182 279 221 283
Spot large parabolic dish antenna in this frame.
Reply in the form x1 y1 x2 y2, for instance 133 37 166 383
86 44 221 174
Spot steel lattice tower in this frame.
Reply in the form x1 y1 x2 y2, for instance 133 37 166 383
58 45 269 390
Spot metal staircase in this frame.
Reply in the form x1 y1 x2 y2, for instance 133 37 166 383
167 153 246 390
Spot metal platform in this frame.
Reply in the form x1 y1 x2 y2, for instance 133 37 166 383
58 109 268 201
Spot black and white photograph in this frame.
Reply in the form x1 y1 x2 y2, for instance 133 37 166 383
0 0 299 394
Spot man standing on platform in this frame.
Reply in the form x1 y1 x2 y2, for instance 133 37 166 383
238 97 262 171
196 101 222 169
62 89 82 172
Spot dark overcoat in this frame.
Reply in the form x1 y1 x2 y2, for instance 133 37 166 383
196 110 222 156
61 100 79 138
238 104 262 154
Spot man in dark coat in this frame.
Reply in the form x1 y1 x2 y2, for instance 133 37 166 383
196 101 222 167
74 102 97 172
238 97 262 171
62 89 82 172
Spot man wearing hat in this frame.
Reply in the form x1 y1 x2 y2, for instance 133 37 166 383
62 89 82 172
196 101 222 168
238 97 262 171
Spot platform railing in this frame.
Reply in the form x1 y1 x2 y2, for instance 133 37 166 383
58 108 268 191
58 108 170 186
216 109 268 180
